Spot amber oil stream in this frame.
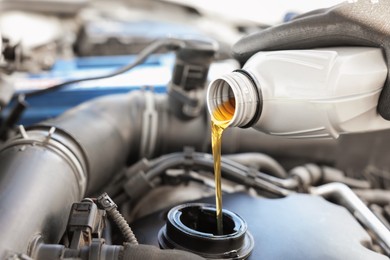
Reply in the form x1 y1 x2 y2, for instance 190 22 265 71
211 97 235 235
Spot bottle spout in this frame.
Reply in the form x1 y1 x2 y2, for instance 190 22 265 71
206 70 261 128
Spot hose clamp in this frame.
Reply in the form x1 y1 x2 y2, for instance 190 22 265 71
0 125 87 198
140 89 158 159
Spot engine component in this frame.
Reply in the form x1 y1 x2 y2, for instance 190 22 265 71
17 38 185 99
1 37 23 72
97 193 138 245
0 95 27 140
30 197 202 260
0 31 389 260
0 37 16 109
3 86 326 257
0 126 87 258
66 198 106 249
223 152 287 178
104 149 293 205
0 90 210 257
131 192 389 260
310 183 390 252
34 239 203 260
168 38 217 119
0 74 15 111
158 203 254 259
75 20 200 57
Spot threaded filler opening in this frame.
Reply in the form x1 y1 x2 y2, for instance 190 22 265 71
207 71 260 128
207 79 236 124
179 205 237 236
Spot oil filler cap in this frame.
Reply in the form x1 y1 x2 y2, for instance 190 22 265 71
158 203 254 259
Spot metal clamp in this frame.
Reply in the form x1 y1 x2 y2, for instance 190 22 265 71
140 89 158 159
1 125 87 198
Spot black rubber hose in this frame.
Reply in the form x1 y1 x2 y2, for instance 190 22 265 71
224 153 287 178
0 128 86 257
143 152 292 196
40 92 145 194
97 193 138 245
108 207 138 245
122 244 204 260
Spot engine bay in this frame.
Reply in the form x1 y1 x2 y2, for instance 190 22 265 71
0 1 390 259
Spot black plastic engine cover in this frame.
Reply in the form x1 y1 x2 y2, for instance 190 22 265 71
131 193 389 260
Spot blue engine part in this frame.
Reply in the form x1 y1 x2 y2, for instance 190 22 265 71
8 53 175 125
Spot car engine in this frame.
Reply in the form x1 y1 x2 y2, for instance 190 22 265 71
0 1 390 259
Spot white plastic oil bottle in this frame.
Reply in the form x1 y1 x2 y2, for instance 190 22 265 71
207 47 390 139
